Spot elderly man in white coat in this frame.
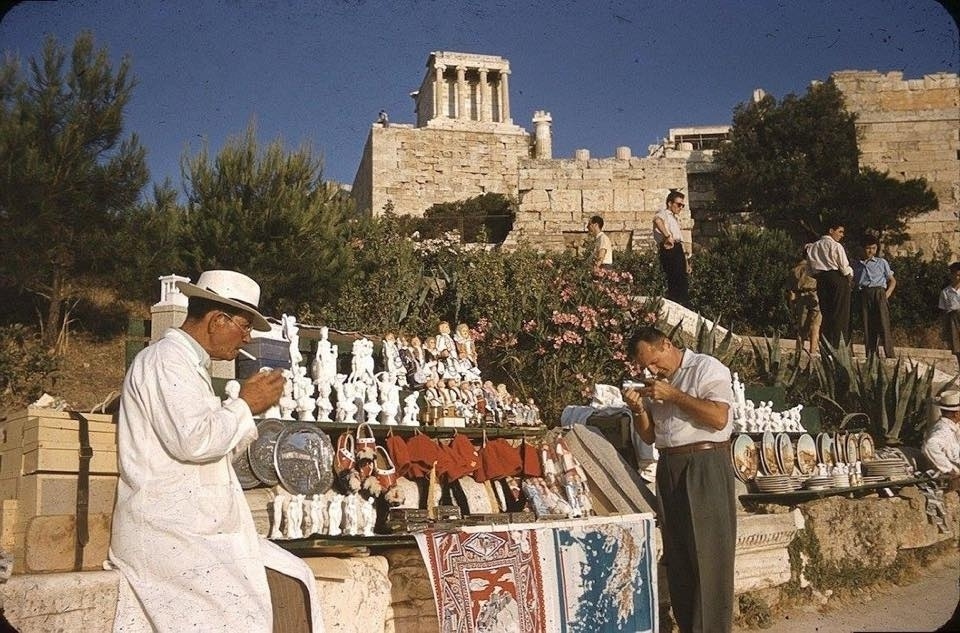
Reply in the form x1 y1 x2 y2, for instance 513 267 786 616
924 390 960 477
109 270 324 632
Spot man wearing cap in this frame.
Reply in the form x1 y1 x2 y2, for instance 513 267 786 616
924 391 960 477
623 326 735 633
109 270 324 632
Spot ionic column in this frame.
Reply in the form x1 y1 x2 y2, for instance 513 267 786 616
500 70 512 124
456 66 466 120
478 68 489 122
433 64 446 120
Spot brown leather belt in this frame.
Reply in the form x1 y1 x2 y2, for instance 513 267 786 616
659 440 730 456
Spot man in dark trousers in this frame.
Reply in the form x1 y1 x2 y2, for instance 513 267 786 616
854 235 896 357
805 219 853 348
623 327 736 633
653 190 691 306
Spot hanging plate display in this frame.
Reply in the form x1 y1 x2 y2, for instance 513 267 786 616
795 433 817 475
232 447 261 490
274 423 335 495
731 435 759 483
760 431 779 475
249 419 286 486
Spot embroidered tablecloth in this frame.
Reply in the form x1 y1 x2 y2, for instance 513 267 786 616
415 513 657 633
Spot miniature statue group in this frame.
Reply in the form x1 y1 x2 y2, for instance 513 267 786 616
250 316 540 428
268 489 377 540
730 373 806 433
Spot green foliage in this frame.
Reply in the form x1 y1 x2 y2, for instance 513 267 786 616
688 227 796 334
885 252 949 331
179 123 356 315
715 80 937 245
418 193 517 243
0 325 59 407
811 339 935 444
0 32 148 348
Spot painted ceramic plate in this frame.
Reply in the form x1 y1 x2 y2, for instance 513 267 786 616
249 419 286 486
859 434 876 461
834 432 847 464
274 423 335 495
233 447 261 490
796 433 817 475
775 433 795 476
845 433 860 464
731 434 760 483
816 433 834 466
761 431 779 475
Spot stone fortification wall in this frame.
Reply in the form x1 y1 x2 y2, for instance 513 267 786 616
350 123 531 217
832 70 960 256
508 153 690 252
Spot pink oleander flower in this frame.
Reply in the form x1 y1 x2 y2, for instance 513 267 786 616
522 319 538 333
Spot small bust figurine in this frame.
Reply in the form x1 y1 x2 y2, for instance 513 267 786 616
223 379 241 406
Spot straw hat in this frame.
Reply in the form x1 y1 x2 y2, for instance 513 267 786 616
176 270 270 331
935 390 960 412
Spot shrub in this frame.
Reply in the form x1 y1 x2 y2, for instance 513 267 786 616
0 325 59 408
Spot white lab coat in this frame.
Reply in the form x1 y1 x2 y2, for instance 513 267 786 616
923 416 960 475
109 328 323 632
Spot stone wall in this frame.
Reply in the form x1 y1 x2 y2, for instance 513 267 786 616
509 154 691 251
832 70 960 256
350 123 532 217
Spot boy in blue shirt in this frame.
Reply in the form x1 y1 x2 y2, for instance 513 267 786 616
854 236 896 357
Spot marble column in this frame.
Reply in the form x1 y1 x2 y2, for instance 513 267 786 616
433 64 446 119
500 70 512 124
455 66 466 120
478 68 489 122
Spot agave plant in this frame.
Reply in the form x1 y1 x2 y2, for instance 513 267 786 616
812 337 937 446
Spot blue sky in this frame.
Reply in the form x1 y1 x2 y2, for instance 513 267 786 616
1 1 957 196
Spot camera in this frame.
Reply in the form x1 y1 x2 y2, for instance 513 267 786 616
622 380 646 390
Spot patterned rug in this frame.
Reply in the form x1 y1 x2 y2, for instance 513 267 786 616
415 513 657 633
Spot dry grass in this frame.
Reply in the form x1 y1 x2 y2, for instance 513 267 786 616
44 332 127 411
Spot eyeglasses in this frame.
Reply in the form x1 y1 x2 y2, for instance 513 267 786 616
672 202 685 209
221 312 253 336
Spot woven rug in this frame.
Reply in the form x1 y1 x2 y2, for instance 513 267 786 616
415 513 657 633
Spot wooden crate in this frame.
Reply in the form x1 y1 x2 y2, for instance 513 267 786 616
17 473 118 518
21 446 118 475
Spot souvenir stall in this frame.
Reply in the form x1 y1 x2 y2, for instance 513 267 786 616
728 374 932 503
232 315 659 633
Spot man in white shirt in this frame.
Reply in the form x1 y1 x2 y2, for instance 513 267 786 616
653 191 691 306
923 391 960 477
805 220 853 348
587 215 614 270
623 327 736 633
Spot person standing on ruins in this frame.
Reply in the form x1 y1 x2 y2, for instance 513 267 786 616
623 327 736 633
805 219 853 348
587 214 614 271
653 190 691 306
853 235 896 358
109 270 324 632
786 248 822 356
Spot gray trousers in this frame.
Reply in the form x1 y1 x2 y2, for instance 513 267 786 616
860 287 895 357
656 447 737 633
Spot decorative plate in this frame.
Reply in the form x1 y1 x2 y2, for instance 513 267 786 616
731 435 759 483
796 433 817 475
249 419 286 486
775 433 795 475
845 433 860 464
816 433 834 466
274 423 335 495
834 432 847 464
858 434 876 461
232 448 261 490
760 431 779 475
